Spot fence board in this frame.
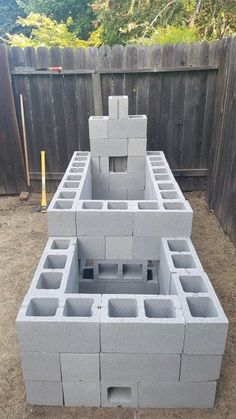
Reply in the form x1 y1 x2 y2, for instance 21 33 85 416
111 45 125 95
207 37 236 245
75 48 90 151
148 45 163 150
0 46 26 194
169 43 187 168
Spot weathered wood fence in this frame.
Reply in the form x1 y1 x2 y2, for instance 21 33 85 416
0 38 235 244
207 37 236 245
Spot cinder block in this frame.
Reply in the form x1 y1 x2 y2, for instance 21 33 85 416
101 353 180 383
89 116 108 139
180 354 222 382
60 353 99 382
127 157 146 173
132 236 161 260
108 96 128 119
47 198 77 237
109 173 145 190
101 295 185 353
94 260 148 282
79 280 107 294
92 173 109 192
128 138 147 156
158 238 204 294
100 157 109 173
106 237 132 260
16 295 101 353
76 201 134 236
101 382 138 407
25 380 63 406
126 190 144 200
63 381 100 407
179 293 228 355
108 115 147 138
133 201 193 238
170 272 211 296
26 237 78 297
78 236 105 259
91 157 100 173
138 381 217 408
90 138 127 157
105 189 128 200
20 352 61 381
104 280 159 295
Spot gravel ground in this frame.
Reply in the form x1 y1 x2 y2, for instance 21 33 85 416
0 192 235 419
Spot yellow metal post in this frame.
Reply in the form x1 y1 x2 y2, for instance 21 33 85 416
40 150 47 211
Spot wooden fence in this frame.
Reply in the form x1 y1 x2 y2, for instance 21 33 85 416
207 37 236 245
0 38 235 244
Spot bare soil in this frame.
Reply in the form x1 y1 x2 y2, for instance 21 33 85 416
0 192 235 419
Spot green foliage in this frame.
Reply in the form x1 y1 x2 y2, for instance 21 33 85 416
93 0 236 45
16 0 95 39
193 0 236 40
0 0 23 39
1 0 236 47
137 26 199 46
5 13 88 47
92 0 193 45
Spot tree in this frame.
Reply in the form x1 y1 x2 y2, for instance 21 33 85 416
5 13 102 47
137 25 199 45
92 0 193 45
0 0 23 39
93 0 236 45
16 0 95 39
193 0 236 40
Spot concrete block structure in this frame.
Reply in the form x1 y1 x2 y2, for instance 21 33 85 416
16 96 228 408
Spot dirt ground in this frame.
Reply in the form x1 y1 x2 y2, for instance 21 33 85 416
0 192 235 419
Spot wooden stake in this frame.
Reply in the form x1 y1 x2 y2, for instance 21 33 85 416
20 94 30 189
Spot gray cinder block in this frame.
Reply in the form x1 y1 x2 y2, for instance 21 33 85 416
109 173 145 190
92 173 109 193
20 352 61 381
127 157 146 173
108 115 147 138
101 353 180 383
126 190 145 200
78 236 105 259
108 96 128 119
60 353 99 382
76 201 134 236
180 354 222 382
25 380 63 406
158 238 204 294
133 201 193 238
104 280 159 295
101 382 138 407
63 381 100 407
128 138 147 156
89 116 108 139
16 295 101 353
93 259 148 282
138 381 217 408
106 237 133 260
100 157 109 173
47 198 77 237
132 236 161 260
101 295 185 353
90 138 127 157
179 293 228 355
